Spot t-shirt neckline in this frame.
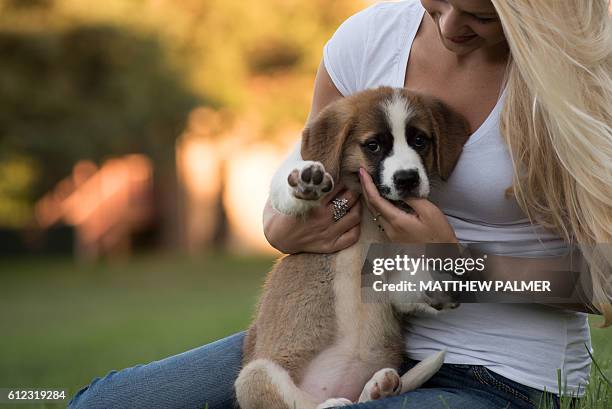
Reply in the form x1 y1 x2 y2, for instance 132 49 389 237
394 0 507 146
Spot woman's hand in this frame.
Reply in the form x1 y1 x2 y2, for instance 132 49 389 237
263 184 362 254
358 168 458 244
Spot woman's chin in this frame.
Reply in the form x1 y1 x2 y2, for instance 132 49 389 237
440 36 482 55
444 43 479 55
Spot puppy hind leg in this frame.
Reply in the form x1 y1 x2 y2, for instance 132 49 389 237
235 359 319 409
358 368 401 403
316 398 352 409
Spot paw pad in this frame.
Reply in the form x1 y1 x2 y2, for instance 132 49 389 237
288 162 333 201
362 368 402 402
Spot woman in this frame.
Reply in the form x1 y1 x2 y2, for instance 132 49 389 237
69 1 611 408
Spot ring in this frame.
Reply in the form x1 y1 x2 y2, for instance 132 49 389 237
331 197 350 222
372 213 382 222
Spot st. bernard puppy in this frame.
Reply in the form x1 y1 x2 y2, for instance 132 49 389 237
235 86 470 409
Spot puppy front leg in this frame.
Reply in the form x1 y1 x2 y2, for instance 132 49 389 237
270 142 334 216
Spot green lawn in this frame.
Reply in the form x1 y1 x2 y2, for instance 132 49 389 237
0 254 609 408
0 253 272 407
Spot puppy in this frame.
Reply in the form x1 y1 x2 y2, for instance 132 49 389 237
235 87 470 409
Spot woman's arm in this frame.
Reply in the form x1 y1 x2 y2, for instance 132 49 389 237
263 61 362 254
358 168 606 314
483 251 603 314
306 60 345 124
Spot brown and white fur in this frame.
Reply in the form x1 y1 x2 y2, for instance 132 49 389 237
235 87 470 409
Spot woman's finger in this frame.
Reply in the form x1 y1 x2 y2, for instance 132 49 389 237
330 223 361 252
403 197 435 219
376 214 391 232
371 213 398 239
321 189 360 224
323 181 346 205
359 181 376 216
357 167 386 214
327 188 360 210
358 168 405 223
328 200 362 236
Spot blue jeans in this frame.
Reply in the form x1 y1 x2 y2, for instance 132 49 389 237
69 332 561 409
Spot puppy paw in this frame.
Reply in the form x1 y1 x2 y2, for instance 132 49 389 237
359 368 401 402
288 162 333 201
423 290 460 312
316 397 352 409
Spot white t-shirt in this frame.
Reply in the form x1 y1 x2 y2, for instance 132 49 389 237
323 0 591 394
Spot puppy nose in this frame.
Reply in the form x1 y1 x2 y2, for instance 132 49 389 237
393 169 420 191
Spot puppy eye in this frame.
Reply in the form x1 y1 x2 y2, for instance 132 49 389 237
414 135 427 149
365 140 381 153
407 127 429 150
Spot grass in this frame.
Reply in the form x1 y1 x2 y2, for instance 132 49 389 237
0 253 272 408
0 253 609 408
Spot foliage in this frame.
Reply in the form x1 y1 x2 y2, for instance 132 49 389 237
0 0 360 225
0 156 37 227
0 25 198 191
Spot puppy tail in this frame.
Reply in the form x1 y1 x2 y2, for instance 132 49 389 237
399 350 446 393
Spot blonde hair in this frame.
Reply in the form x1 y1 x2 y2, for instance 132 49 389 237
490 0 612 326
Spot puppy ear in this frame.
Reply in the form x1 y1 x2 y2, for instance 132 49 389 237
301 102 353 182
425 97 470 180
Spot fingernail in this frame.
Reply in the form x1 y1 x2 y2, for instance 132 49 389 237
359 168 364 178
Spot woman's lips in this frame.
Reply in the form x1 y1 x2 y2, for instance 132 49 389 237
447 34 477 44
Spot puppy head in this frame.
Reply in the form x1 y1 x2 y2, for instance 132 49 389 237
301 87 469 200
